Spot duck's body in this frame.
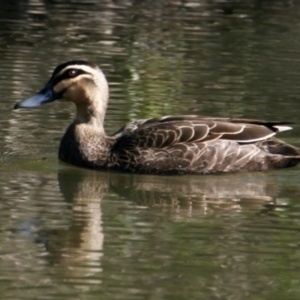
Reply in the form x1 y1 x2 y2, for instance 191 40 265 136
14 60 300 175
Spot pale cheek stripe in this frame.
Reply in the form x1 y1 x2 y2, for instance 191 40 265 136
53 74 93 93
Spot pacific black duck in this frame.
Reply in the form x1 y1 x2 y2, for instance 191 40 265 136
14 60 300 174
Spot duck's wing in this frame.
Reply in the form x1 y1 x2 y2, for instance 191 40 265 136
112 115 293 148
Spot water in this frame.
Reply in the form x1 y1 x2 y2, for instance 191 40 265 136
1 0 300 299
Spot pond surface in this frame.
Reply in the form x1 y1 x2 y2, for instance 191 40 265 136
1 0 300 299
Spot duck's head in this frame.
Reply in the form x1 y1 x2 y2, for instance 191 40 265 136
14 60 109 125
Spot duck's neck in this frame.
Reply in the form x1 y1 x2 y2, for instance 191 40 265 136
75 103 106 133
74 70 109 135
74 82 109 134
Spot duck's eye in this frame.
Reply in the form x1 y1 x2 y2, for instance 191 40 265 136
68 69 78 77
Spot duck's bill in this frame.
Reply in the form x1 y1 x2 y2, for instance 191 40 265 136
14 85 61 109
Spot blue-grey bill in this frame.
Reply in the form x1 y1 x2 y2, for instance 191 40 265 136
14 86 60 109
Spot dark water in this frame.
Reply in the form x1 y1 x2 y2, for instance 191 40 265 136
1 0 300 299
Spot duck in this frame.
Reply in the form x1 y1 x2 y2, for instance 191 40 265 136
14 60 300 175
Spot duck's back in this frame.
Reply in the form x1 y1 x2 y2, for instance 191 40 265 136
58 116 300 174
110 116 300 174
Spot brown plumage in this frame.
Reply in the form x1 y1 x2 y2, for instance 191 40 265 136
14 60 300 175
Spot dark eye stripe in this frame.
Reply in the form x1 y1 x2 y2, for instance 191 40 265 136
52 60 97 77
52 69 88 86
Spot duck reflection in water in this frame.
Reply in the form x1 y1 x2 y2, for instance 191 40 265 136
20 164 290 291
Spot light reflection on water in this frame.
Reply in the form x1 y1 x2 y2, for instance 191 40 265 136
1 0 300 299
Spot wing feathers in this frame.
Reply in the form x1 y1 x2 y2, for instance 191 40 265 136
111 115 297 174
273 125 292 132
115 116 291 149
